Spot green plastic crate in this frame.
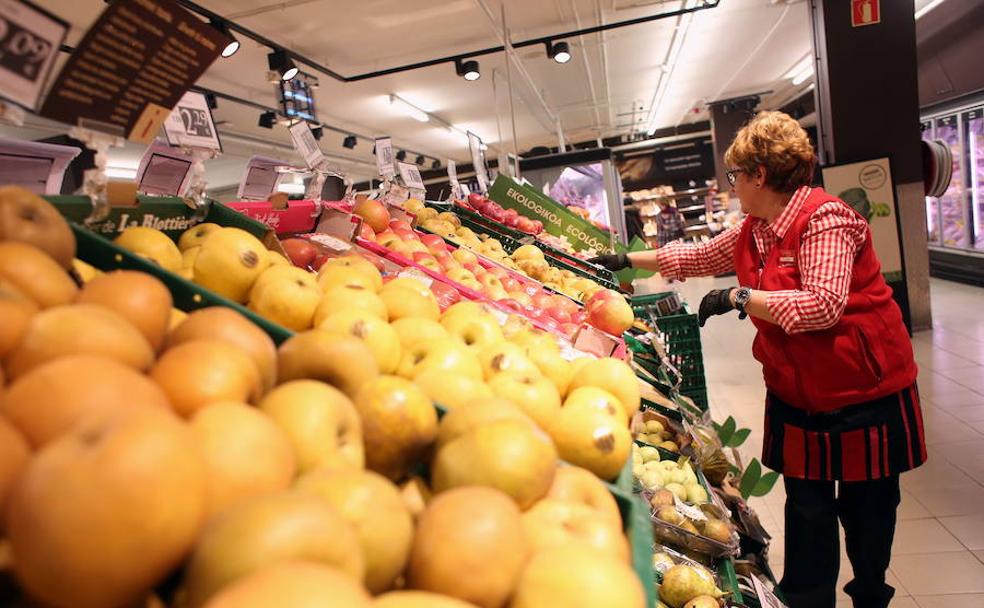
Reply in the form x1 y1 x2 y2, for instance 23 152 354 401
717 557 744 605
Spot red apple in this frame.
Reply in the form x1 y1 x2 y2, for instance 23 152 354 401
515 216 535 233
357 222 376 241
311 254 329 271
559 322 581 336
547 306 572 324
500 277 520 293
498 299 524 313
281 238 317 268
420 233 448 254
353 196 391 232
530 220 544 234
552 295 579 316
532 292 555 311
467 193 485 209
585 289 634 335
389 219 413 233
429 281 461 310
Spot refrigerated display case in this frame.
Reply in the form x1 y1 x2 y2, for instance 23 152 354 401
962 108 984 250
934 114 969 248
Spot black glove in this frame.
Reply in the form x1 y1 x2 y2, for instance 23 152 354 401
698 288 735 327
588 253 631 271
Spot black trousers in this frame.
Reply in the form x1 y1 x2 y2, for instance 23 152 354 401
777 475 901 608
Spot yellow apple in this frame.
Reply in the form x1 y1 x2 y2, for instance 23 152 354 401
248 272 321 331
566 358 641 419
526 348 574 397
178 222 221 252
510 547 645 608
258 379 364 473
250 265 315 297
477 342 541 380
115 227 182 272
521 499 629 562
397 337 483 381
435 398 535 450
382 277 432 299
413 369 492 410
563 386 629 426
317 264 382 293
314 285 387 324
445 267 477 285
545 465 623 530
390 318 448 349
192 228 271 303
379 285 440 322
294 468 413 594
441 312 504 350
509 328 560 354
354 375 437 481
487 373 561 430
451 248 478 266
317 309 402 374
432 419 558 510
548 407 631 481
511 244 545 262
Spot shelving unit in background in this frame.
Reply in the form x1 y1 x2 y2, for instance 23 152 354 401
630 187 728 247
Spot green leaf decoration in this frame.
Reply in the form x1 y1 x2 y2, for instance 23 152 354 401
751 471 781 497
738 458 762 500
726 428 751 448
716 416 737 445
728 464 741 477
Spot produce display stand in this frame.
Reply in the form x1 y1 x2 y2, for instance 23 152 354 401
51 197 656 606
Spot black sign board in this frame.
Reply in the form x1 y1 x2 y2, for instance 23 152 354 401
40 0 227 143
616 137 715 189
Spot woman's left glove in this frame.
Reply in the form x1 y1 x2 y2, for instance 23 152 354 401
698 288 735 327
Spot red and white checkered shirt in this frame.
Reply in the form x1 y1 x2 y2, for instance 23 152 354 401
655 186 869 334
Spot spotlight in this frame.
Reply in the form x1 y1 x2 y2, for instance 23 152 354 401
455 58 480 82
415 155 425 165
547 41 571 64
431 159 441 170
205 92 218 110
343 135 357 149
395 150 407 162
268 49 298 82
258 111 276 129
311 126 323 140
210 19 240 58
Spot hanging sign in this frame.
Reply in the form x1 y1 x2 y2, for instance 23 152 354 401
0 0 68 111
488 174 616 254
375 137 395 179
39 0 227 143
288 120 325 170
162 90 221 151
851 0 880 27
397 161 425 191
468 131 489 194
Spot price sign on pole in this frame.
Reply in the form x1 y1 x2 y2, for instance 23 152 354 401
162 91 222 151
397 161 425 191
374 137 395 180
447 160 462 199
468 131 489 194
0 0 68 111
288 120 326 170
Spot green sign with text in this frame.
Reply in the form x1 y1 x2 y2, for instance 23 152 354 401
488 175 616 254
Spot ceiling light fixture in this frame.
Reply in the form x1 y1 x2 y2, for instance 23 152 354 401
389 94 429 122
783 56 812 80
915 0 946 20
258 111 276 128
432 159 441 169
791 64 814 86
455 58 481 82
311 126 323 140
546 40 572 64
343 135 357 149
268 49 299 81
396 150 407 161
210 19 240 58
205 92 218 110
415 155 425 165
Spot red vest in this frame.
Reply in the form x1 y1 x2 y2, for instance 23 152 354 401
734 188 917 413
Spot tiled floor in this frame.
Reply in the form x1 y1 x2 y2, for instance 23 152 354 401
661 276 984 607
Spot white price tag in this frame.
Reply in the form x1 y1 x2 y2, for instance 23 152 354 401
375 137 395 179
288 120 325 169
308 233 352 252
0 0 68 111
467 132 489 194
163 91 222 151
673 496 707 522
397 161 425 190
751 574 787 608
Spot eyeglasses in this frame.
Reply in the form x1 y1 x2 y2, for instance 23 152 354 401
725 168 745 186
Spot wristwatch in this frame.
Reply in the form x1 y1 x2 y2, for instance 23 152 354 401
733 287 751 320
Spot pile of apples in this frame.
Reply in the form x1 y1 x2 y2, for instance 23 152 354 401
452 193 544 235
0 186 653 608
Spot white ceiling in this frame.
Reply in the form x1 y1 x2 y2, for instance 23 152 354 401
20 0 820 189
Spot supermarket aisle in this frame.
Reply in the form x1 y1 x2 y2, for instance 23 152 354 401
670 276 984 607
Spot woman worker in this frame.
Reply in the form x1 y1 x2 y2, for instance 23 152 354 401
591 111 925 608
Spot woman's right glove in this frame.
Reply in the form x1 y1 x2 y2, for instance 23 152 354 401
588 253 631 271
